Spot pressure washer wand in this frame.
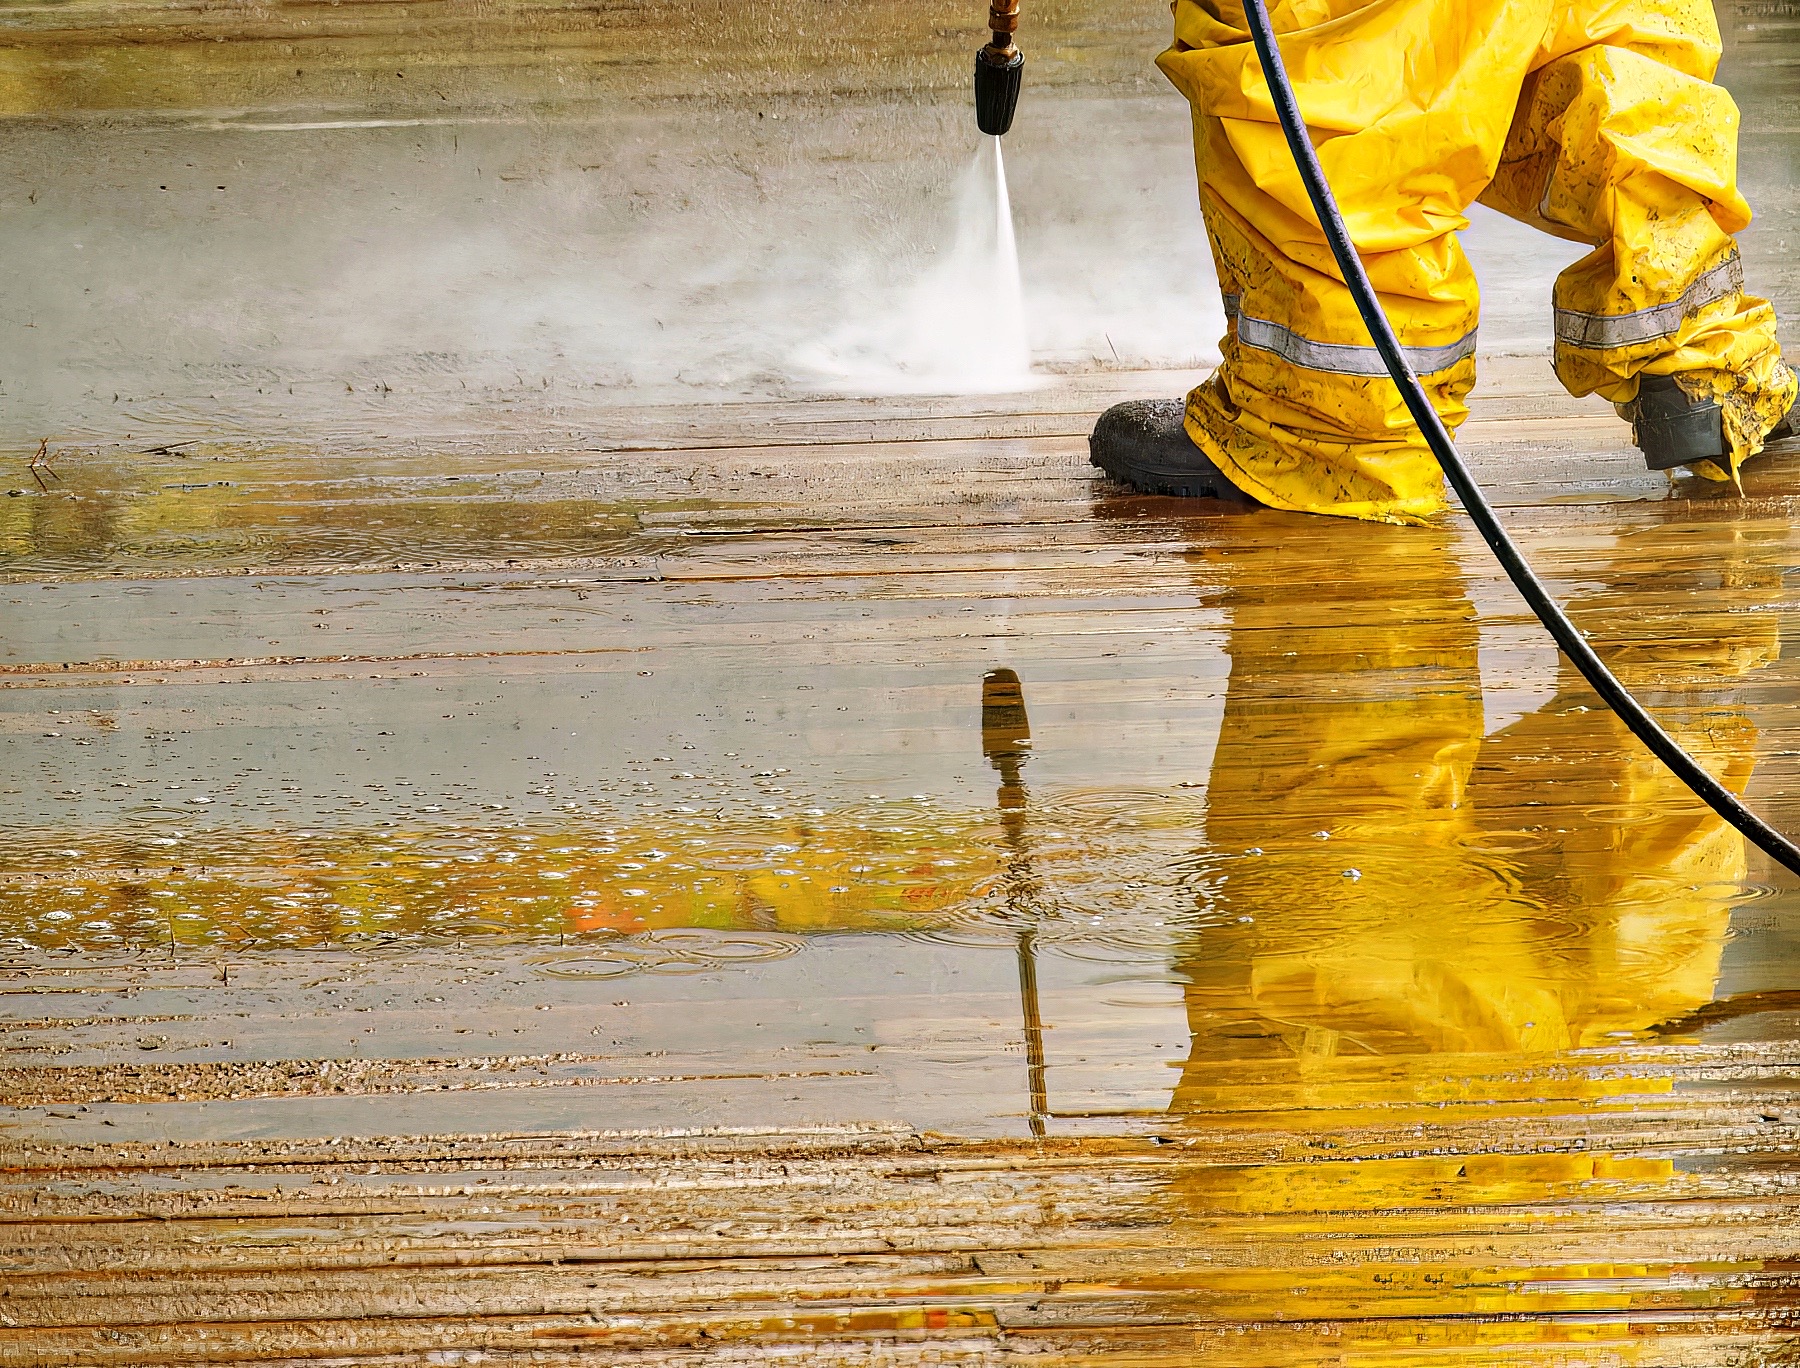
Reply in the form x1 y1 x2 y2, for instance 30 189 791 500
975 0 1024 136
1239 0 1800 878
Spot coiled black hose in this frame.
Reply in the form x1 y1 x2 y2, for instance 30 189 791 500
1241 0 1800 878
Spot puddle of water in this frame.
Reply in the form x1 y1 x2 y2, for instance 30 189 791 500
4 516 1798 1029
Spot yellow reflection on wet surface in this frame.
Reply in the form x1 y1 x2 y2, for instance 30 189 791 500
0 810 1010 951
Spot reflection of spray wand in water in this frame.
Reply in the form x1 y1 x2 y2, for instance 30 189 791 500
982 668 1047 1138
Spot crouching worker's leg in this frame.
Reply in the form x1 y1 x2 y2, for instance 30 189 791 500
1482 1 1796 478
1093 0 1541 522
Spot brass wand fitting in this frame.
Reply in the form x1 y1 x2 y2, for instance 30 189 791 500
984 0 1020 60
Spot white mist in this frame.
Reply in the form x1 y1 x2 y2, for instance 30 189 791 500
796 136 1037 396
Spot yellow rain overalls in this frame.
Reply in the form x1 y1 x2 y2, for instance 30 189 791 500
1159 0 1797 521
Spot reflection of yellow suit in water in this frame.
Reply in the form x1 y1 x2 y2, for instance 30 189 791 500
1174 518 1774 1097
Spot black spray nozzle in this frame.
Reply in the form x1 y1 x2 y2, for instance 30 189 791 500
974 46 1024 137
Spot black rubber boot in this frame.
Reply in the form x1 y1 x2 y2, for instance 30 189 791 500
1629 374 1726 471
1088 399 1251 501
1627 374 1797 470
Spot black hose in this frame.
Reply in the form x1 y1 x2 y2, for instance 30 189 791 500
1240 0 1800 878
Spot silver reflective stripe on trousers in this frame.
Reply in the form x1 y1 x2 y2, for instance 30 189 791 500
1220 288 1474 377
1554 252 1744 351
1235 311 1478 377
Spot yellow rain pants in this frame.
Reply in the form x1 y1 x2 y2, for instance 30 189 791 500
1158 0 1797 521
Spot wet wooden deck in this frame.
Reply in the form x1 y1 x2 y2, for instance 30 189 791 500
4 359 1800 1363
5 0 1800 1358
